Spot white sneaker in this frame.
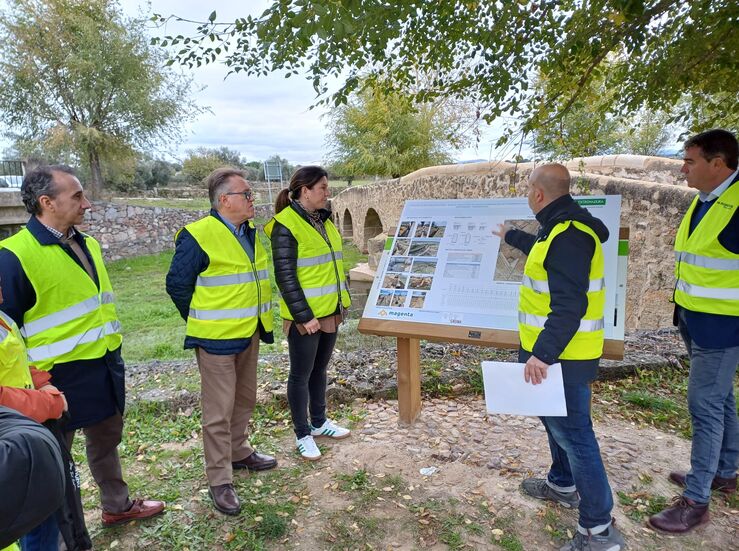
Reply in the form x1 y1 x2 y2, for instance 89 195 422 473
310 419 351 439
296 435 321 461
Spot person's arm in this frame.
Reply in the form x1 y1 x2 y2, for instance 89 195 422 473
0 249 35 326
271 221 315 324
0 386 65 423
493 224 537 255
530 227 595 364
165 229 208 321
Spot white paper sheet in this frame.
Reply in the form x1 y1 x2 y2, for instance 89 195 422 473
481 361 567 416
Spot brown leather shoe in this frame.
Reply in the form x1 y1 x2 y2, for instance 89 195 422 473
647 496 709 533
209 483 241 515
101 498 165 527
668 471 737 494
232 451 277 471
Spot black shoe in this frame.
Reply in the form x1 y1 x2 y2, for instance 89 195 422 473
232 451 277 471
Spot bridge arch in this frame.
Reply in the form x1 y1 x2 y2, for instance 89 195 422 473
342 208 354 238
362 208 383 252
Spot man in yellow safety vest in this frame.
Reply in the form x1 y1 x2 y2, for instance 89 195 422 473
648 129 739 533
494 163 624 551
166 167 277 516
0 166 165 533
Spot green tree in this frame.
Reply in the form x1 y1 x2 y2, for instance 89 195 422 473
529 74 673 159
618 110 673 156
181 146 251 183
0 0 198 197
327 84 469 178
529 76 621 159
153 1 737 143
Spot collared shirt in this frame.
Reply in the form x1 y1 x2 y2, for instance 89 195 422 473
215 212 255 261
698 168 739 202
39 221 76 241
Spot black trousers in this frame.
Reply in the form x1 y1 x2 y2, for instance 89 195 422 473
286 324 338 438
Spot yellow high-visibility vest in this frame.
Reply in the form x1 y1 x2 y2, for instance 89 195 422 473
180 216 273 339
0 229 122 370
264 206 351 320
518 220 606 360
674 182 739 315
0 310 33 389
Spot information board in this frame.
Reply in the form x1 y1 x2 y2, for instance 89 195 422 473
361 196 625 341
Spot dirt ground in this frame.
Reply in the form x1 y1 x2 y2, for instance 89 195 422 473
276 396 738 551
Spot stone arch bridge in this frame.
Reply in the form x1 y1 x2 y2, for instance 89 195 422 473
331 155 693 332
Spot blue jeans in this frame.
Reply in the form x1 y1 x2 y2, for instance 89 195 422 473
679 319 739 503
541 380 614 529
20 514 58 551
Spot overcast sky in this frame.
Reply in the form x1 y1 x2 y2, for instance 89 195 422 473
122 0 509 166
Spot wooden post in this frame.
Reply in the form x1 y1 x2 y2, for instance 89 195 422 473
396 337 422 425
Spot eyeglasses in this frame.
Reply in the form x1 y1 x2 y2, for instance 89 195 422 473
224 191 253 200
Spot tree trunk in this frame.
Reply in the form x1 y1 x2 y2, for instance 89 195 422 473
87 147 103 199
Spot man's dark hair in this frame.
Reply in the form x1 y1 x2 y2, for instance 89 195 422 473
205 167 246 209
20 165 77 215
684 129 739 170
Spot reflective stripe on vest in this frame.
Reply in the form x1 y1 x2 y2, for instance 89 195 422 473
20 292 115 338
518 220 605 360
303 281 349 298
518 312 605 332
189 302 272 321
674 251 739 271
0 228 122 370
521 275 605 294
266 205 351 321
0 311 33 389
673 182 739 316
26 320 122 363
182 216 273 339
196 269 270 287
297 251 344 267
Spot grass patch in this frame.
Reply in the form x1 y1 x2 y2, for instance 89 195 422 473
421 359 454 396
323 510 385 550
72 387 309 550
617 491 669 522
592 365 694 437
539 505 571 543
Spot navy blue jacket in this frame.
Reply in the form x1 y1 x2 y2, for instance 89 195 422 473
676 174 739 348
165 211 274 355
0 216 125 430
506 195 610 383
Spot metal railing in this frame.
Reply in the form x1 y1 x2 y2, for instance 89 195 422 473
0 160 25 188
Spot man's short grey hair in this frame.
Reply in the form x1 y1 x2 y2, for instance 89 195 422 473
206 167 246 209
21 165 76 215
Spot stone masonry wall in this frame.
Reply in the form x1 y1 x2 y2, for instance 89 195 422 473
78 202 274 261
331 156 693 332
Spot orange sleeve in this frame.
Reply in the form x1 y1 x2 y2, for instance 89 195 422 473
30 367 52 389
0 386 65 423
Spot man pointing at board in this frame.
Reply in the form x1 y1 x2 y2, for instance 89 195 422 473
493 163 624 551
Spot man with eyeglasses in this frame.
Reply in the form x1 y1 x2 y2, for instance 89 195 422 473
166 167 277 516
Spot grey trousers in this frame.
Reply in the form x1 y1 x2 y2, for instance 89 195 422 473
65 412 132 513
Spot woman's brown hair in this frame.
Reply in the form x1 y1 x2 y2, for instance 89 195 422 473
274 166 329 213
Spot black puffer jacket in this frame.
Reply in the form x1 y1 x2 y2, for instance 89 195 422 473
270 202 336 324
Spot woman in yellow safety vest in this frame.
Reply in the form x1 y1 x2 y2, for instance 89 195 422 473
265 166 352 461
